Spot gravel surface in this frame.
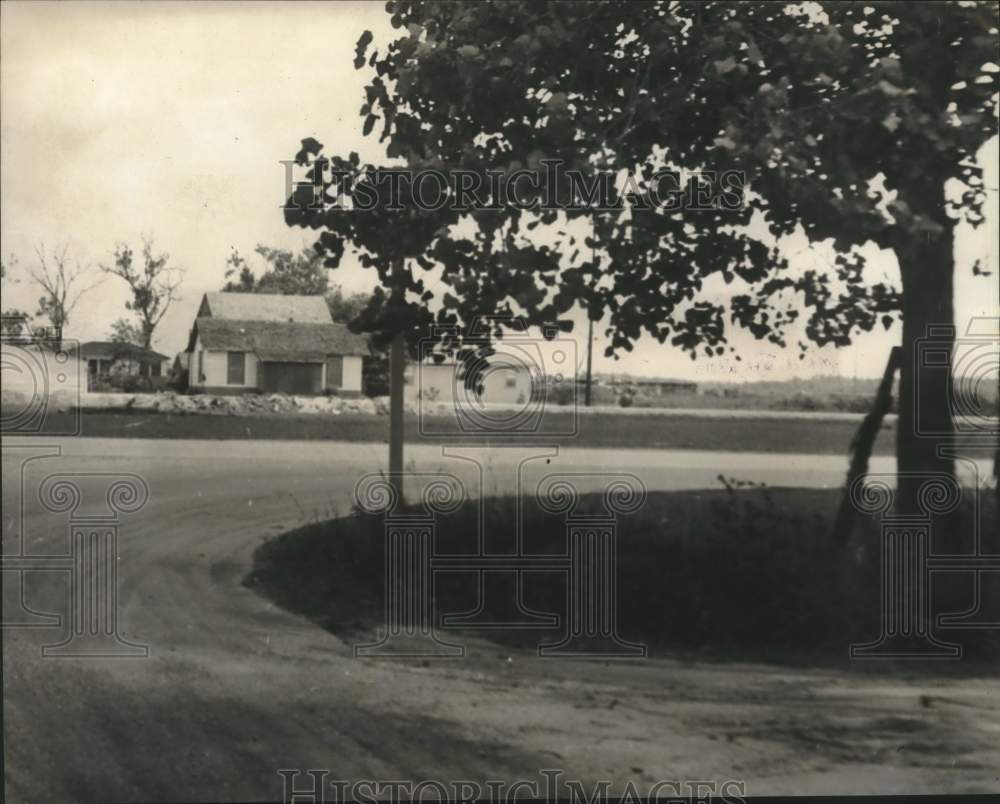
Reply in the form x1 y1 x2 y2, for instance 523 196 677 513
3 436 997 801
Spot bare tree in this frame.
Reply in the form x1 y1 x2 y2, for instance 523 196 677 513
101 237 184 350
25 244 103 348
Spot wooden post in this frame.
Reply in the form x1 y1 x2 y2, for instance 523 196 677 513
832 346 901 543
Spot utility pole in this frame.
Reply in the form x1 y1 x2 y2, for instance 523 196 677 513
585 317 594 407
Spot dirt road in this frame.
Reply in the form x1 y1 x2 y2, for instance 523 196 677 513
2 437 997 801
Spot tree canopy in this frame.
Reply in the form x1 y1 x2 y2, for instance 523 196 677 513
223 245 329 296
287 1 998 487
291 2 995 353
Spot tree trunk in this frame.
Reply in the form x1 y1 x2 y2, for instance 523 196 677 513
389 331 405 503
387 257 407 504
894 228 956 514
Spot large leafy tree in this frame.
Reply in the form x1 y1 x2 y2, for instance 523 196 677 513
108 317 144 347
223 244 328 296
292 1 998 508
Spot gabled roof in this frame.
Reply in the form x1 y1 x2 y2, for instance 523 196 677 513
72 341 169 362
199 292 333 324
189 318 370 360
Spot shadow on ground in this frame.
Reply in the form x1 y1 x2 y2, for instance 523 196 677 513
245 486 1000 673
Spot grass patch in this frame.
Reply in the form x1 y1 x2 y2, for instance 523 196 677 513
18 408 899 455
246 485 999 671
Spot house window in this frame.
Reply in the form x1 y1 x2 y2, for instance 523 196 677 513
151 362 161 378
227 351 245 385
87 359 98 375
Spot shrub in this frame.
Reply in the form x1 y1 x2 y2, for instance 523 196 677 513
90 373 166 393
168 368 189 393
247 487 998 667
548 384 575 406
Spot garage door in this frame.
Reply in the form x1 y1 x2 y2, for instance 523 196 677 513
260 362 322 395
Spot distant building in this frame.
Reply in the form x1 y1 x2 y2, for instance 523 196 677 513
405 361 537 406
1 313 64 349
185 292 369 395
597 373 696 395
628 377 698 395
72 341 171 386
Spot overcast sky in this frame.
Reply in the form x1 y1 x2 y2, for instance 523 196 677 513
2 1 997 382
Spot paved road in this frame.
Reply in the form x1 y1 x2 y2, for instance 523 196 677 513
2 437 998 801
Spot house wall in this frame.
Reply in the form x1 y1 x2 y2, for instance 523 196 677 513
341 355 363 393
404 363 452 403
201 349 259 390
189 335 259 392
319 355 362 394
188 334 363 395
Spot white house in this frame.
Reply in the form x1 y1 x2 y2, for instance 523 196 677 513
185 292 369 395
72 341 171 388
